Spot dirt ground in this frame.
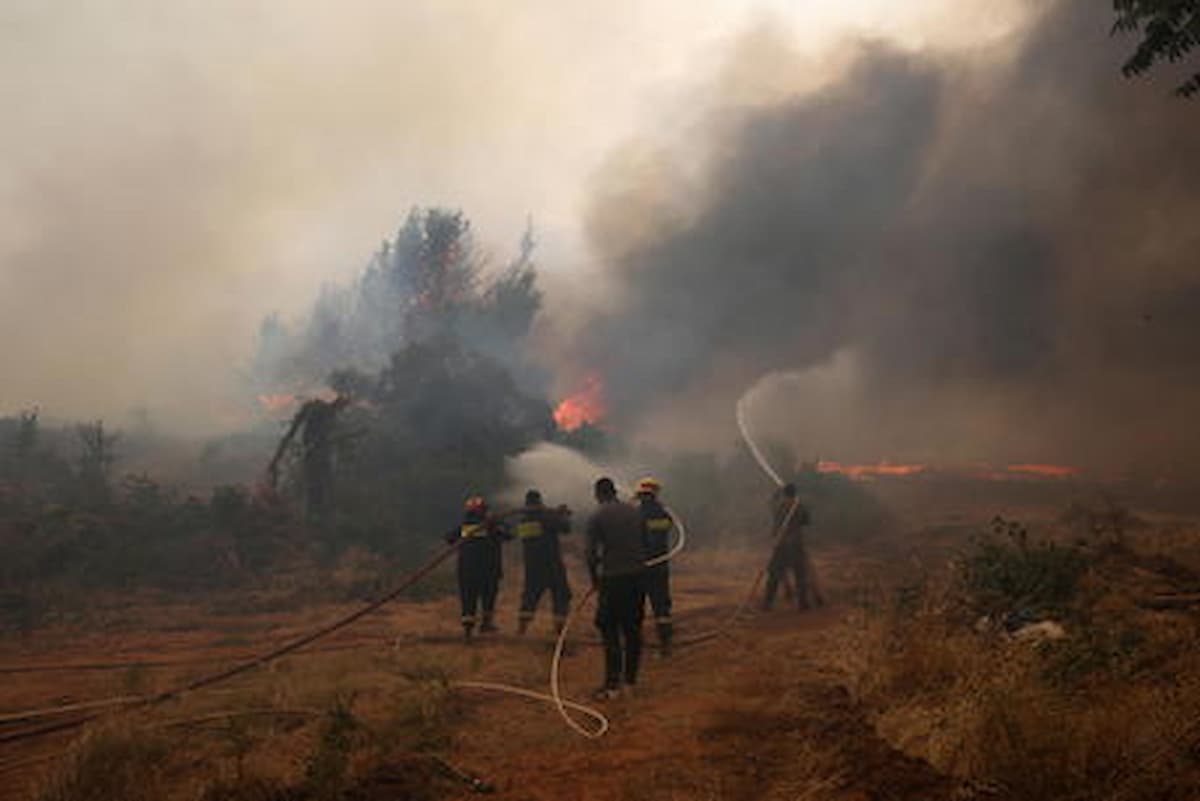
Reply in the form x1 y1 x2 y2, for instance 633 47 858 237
0 547 977 801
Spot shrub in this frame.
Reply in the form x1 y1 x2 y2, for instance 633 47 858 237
959 516 1088 620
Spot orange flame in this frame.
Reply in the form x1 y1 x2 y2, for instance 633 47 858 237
1006 463 1078 479
553 375 606 432
817 460 927 480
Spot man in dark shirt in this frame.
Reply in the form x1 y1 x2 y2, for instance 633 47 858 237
635 476 675 656
515 489 573 635
585 476 647 699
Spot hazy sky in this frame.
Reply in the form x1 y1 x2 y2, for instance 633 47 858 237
0 0 1027 430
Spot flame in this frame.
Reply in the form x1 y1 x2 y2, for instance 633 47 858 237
817 460 927 480
553 375 606 432
1005 463 1078 479
812 460 1078 481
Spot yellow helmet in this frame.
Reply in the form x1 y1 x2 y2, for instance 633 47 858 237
636 476 661 496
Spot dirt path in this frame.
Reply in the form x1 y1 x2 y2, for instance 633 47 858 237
0 554 972 801
438 607 963 801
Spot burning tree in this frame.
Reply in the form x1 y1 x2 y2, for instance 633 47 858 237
252 208 552 549
328 339 553 552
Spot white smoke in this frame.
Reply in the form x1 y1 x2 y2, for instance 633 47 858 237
502 442 639 514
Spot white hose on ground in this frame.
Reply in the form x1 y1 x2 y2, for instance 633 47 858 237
454 678 609 738
548 584 606 739
545 504 687 737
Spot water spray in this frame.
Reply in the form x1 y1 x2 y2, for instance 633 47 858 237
736 393 785 488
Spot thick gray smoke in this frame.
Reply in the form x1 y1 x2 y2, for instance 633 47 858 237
569 1 1200 477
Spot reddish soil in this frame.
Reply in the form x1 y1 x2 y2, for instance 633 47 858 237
0 550 970 801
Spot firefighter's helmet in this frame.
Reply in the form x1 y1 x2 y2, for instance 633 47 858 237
636 476 661 496
464 495 487 512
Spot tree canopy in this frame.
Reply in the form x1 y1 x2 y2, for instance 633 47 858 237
1113 0 1200 97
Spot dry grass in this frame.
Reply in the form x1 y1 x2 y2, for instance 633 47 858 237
22 642 467 801
844 519 1200 801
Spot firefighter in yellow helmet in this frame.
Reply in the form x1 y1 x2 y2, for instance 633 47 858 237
635 476 675 656
444 495 511 642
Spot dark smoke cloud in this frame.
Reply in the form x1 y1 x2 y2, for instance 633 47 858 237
572 0 1200 476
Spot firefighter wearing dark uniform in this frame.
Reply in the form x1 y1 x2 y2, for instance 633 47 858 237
516 489 573 635
586 476 647 700
445 496 510 641
762 483 814 610
635 476 674 656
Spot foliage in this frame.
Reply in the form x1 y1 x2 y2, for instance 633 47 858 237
302 696 361 800
252 207 544 390
959 516 1089 619
330 337 553 554
1113 0 1200 97
790 462 896 545
37 728 171 801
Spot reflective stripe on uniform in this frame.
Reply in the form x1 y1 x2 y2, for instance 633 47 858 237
460 523 487 539
654 615 672 624
645 517 672 533
461 615 477 625
515 520 545 539
518 610 535 621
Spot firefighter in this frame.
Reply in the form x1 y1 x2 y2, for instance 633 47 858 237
586 477 648 699
762 483 814 611
445 496 510 641
635 476 675 656
515 489 573 635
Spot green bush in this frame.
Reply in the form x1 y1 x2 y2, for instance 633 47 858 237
960 516 1089 619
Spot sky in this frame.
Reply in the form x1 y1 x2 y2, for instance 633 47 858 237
0 0 1029 432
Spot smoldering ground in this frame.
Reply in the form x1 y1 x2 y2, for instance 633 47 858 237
564 0 1200 478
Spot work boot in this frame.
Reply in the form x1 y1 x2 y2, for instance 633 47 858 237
591 686 621 701
480 614 498 634
657 622 673 657
462 623 475 644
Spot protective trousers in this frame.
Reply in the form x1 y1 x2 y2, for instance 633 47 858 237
644 563 673 653
458 542 500 636
594 573 646 690
763 539 809 610
518 558 571 632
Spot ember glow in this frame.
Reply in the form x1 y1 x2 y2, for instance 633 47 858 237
1006 463 1079 480
817 461 928 480
553 375 606 432
813 460 1080 482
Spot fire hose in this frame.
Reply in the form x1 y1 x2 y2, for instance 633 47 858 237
459 503 689 740
527 393 800 739
0 543 461 747
2 387 790 750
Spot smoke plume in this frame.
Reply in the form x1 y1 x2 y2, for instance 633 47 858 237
569 0 1200 477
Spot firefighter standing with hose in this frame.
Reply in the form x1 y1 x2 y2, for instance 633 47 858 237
762 483 817 611
635 477 675 656
515 489 573 636
585 477 648 700
444 496 511 641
